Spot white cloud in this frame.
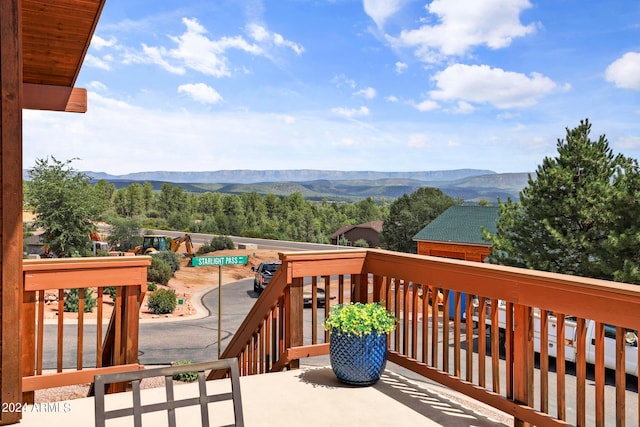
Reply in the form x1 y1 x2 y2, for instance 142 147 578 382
177 83 223 104
606 52 640 91
430 64 561 109
247 23 304 55
415 99 439 111
386 95 399 102
116 17 303 78
87 81 108 92
331 106 370 118
363 0 403 29
395 61 408 74
390 0 537 63
84 54 112 71
135 44 187 75
91 35 118 50
453 101 474 114
165 18 263 77
332 75 357 89
354 87 377 99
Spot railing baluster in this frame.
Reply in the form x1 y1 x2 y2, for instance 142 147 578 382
576 317 587 426
505 301 513 401
97 286 103 368
411 282 419 359
465 295 473 383
422 285 429 365
614 327 626 427
441 289 449 372
478 297 486 388
114 286 122 365
556 313 566 421
57 289 64 373
490 298 500 394
77 287 85 371
453 291 461 377
594 322 605 427
311 276 317 344
402 280 409 356
539 309 549 414
264 314 270 372
36 290 44 375
431 287 439 370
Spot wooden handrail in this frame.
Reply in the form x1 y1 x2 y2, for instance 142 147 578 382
218 248 640 426
21 256 151 400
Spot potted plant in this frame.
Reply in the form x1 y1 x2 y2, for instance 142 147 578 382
324 301 397 386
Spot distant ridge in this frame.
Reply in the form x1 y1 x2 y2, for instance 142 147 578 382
22 168 532 202
75 169 496 184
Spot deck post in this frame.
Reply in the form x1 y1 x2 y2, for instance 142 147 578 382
512 304 534 427
0 0 24 423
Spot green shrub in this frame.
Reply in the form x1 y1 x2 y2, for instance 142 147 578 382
103 286 117 301
154 250 181 274
147 282 158 292
353 239 370 248
147 288 177 314
171 360 198 382
64 288 97 313
147 257 172 286
210 235 235 251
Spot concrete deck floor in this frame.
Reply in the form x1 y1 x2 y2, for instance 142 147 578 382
19 364 512 427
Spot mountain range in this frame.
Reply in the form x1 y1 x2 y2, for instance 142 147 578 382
79 168 497 184
56 169 532 203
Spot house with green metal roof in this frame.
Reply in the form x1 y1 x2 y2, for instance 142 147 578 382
413 205 499 262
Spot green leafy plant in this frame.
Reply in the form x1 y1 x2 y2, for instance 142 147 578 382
324 302 397 336
153 250 181 274
147 282 158 292
64 288 97 313
171 360 198 382
147 288 177 314
147 257 172 286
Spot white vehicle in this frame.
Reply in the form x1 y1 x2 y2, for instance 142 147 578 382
474 300 638 376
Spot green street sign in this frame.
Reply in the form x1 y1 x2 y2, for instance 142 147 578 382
191 255 248 267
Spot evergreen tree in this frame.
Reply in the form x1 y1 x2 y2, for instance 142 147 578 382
381 187 457 253
485 119 640 283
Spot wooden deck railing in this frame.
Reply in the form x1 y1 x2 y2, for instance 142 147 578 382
21 256 151 401
216 248 640 426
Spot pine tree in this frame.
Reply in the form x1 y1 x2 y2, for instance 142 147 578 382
485 119 640 283
381 187 457 253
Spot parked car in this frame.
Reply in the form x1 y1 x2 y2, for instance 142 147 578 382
252 261 281 293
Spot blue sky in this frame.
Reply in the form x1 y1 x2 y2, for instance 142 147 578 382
23 0 640 175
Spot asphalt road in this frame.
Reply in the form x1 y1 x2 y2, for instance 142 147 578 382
149 230 356 252
42 278 259 368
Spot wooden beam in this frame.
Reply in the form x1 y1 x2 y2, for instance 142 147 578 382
23 83 86 112
0 0 24 423
22 364 143 392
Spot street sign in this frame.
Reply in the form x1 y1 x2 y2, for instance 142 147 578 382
191 255 248 267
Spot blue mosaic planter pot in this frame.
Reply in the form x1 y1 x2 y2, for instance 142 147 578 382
329 332 387 386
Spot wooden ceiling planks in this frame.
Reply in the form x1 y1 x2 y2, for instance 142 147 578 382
21 0 105 110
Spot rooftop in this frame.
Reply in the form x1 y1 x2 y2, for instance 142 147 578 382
413 205 499 245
